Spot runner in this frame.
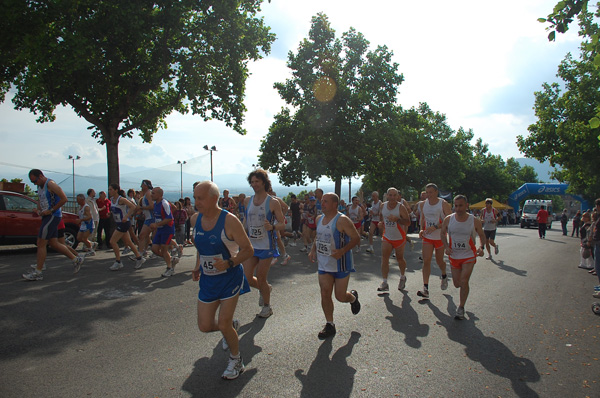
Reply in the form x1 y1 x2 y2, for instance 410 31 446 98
138 180 155 257
480 198 500 259
300 196 317 253
22 169 84 281
76 194 95 256
122 188 140 255
108 184 145 271
242 169 286 318
377 188 411 294
348 196 365 252
417 183 451 299
191 181 254 380
366 191 382 253
537 204 549 239
149 187 178 277
440 195 486 319
308 193 361 339
269 190 291 266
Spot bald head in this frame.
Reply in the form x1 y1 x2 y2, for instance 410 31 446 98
151 187 164 201
194 181 220 213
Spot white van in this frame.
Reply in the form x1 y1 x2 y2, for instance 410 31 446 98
520 199 553 229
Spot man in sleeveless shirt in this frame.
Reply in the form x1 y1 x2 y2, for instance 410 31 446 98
242 169 286 318
440 195 486 319
191 181 254 380
367 191 382 253
309 193 361 339
23 169 84 281
480 198 500 260
417 183 451 299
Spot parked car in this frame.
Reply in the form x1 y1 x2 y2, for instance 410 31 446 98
0 190 79 248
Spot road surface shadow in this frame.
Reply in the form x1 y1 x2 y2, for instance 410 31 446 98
383 293 429 348
294 331 361 398
488 258 528 277
428 296 541 398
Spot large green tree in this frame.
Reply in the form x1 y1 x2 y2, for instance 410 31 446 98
258 13 404 196
518 10 600 199
0 0 274 184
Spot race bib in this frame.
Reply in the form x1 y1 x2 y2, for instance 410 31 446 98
385 218 396 228
200 254 226 276
452 239 468 252
316 239 332 256
426 220 437 228
113 213 122 223
249 225 265 240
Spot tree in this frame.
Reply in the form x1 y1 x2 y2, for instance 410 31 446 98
517 10 600 199
0 0 275 184
258 13 404 196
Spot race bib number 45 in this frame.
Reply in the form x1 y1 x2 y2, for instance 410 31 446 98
200 254 226 276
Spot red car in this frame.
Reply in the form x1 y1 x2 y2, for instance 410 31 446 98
0 190 80 248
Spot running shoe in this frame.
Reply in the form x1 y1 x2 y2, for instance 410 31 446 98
134 257 146 270
122 247 132 255
30 263 47 271
350 290 361 315
22 269 43 281
398 275 407 291
222 355 245 380
258 284 272 307
257 305 273 318
366 246 374 253
417 287 429 299
486 255 492 260
271 257 278 266
290 241 297 247
495 244 499 255
222 319 240 351
148 253 158 259
85 250 96 257
455 306 465 320
161 267 174 277
299 246 308 253
73 255 84 273
318 323 336 339
281 254 291 266
109 261 123 271
440 275 448 290
92 242 98 251
377 281 389 293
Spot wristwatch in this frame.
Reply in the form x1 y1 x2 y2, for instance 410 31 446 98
227 259 235 268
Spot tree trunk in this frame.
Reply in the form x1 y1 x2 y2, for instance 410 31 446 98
335 179 341 198
104 131 120 186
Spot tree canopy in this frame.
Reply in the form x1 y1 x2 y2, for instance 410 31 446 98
258 13 404 196
0 0 275 184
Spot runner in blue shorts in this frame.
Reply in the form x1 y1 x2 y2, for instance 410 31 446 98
309 193 361 339
149 187 177 277
191 181 254 380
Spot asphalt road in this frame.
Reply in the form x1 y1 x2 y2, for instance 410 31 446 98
0 225 598 398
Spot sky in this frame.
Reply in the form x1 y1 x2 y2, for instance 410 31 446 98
0 0 586 195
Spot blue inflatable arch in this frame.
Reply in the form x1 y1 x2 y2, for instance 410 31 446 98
508 183 590 212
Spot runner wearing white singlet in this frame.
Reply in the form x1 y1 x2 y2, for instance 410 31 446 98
480 198 500 260
417 183 451 299
367 191 382 253
440 195 486 319
348 196 365 252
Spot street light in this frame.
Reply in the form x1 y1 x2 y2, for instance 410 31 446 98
203 145 217 182
177 160 187 199
68 155 80 200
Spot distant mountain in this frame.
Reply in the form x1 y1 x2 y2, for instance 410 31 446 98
515 158 559 183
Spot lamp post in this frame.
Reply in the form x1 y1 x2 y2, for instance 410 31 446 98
68 155 80 200
203 145 217 182
177 160 187 198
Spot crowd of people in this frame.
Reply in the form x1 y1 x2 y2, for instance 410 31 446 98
20 167 600 380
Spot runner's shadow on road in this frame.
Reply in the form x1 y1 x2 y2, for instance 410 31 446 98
383 293 429 348
295 331 361 398
489 259 528 277
428 296 541 398
181 343 257 398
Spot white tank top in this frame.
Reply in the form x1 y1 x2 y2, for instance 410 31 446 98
422 199 444 240
382 202 404 241
482 208 498 231
371 200 382 222
447 214 477 259
348 205 361 223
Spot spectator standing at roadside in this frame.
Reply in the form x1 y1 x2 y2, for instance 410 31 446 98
537 205 549 239
572 210 582 238
561 209 569 236
184 197 194 245
96 191 111 249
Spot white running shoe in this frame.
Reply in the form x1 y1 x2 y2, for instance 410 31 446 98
161 267 174 277
398 275 407 291
22 269 43 281
134 257 146 269
271 257 278 265
85 250 96 257
30 263 47 271
366 246 374 253
299 246 308 253
377 281 389 293
73 255 84 273
109 261 123 271
281 254 291 266
258 305 273 318
455 306 465 320
222 319 240 351
222 355 245 380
